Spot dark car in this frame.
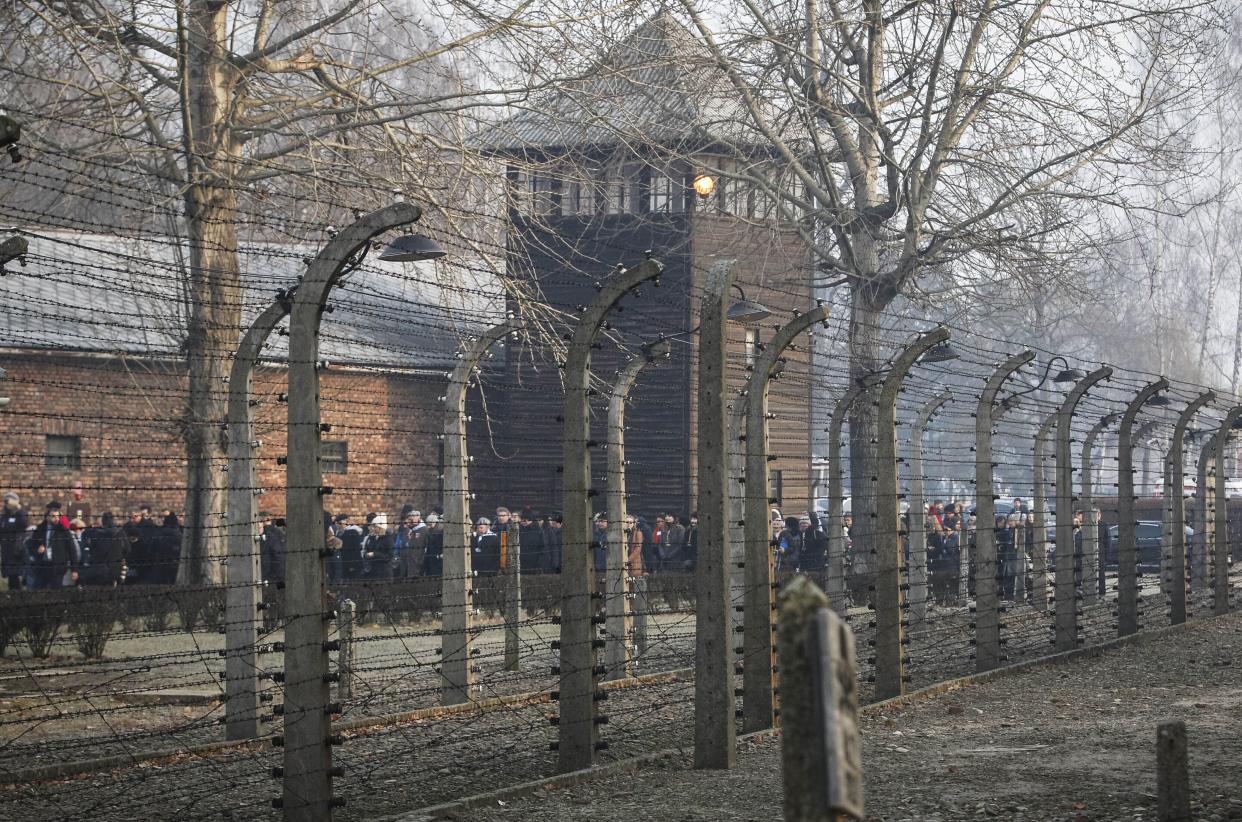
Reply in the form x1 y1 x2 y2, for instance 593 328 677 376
1106 521 1163 573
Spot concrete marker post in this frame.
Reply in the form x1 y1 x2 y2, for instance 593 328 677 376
1156 720 1191 822
337 599 355 701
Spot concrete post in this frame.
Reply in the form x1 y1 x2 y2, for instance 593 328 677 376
284 202 420 820
1165 391 1214 625
694 260 740 770
1193 434 1215 594
559 258 664 773
737 304 830 733
1117 380 1168 636
337 599 356 701
1080 414 1117 606
1156 721 1191 822
442 319 519 705
605 341 670 681
827 386 862 614
504 520 522 671
905 390 951 625
974 351 1034 673
874 327 951 700
1031 411 1057 612
225 297 290 741
1212 406 1242 615
1054 367 1112 653
777 576 863 822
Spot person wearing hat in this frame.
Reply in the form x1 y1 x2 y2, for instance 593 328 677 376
336 513 365 580
421 513 444 576
471 517 500 575
25 501 76 589
395 509 428 578
363 514 394 580
1 492 29 590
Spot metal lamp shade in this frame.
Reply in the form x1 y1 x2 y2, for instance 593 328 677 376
1052 368 1087 383
379 233 446 262
726 299 771 324
919 342 960 364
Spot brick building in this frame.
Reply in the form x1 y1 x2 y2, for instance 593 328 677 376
474 13 821 520
0 230 500 521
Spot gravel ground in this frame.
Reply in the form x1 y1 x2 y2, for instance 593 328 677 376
419 609 1242 822
0 577 1234 820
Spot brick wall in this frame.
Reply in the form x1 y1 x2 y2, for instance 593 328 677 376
0 352 447 522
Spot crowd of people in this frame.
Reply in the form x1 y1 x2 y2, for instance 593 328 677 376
1 493 182 590
0 489 1115 606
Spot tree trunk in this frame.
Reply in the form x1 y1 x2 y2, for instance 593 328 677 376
178 0 242 586
847 275 889 594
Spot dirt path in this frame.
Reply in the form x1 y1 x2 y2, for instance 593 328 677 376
432 611 1242 822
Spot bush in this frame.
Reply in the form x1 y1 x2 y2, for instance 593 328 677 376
68 591 123 659
18 591 69 657
0 597 17 657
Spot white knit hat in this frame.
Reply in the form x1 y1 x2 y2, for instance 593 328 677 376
371 513 388 530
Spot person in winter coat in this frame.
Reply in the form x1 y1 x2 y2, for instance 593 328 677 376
337 515 365 580
624 515 645 577
363 514 394 580
82 512 128 586
260 513 286 585
658 514 685 572
518 509 547 574
421 513 444 576
396 509 429 578
801 511 829 576
472 517 501 575
681 514 698 571
776 516 801 576
1 492 29 590
151 513 183 585
26 502 77 589
543 514 563 574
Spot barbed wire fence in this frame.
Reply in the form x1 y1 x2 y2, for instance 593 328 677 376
1 134 1240 822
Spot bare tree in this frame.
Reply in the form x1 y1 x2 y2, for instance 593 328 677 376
1 0 520 582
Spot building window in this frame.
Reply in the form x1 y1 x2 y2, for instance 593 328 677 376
45 435 81 470
321 440 348 474
532 173 560 217
649 170 684 213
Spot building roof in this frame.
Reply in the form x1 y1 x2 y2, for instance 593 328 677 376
0 229 505 371
478 13 766 155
